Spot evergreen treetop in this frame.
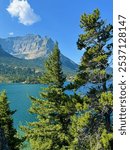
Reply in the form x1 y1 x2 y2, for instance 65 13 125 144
40 42 66 89
75 9 113 88
67 9 113 150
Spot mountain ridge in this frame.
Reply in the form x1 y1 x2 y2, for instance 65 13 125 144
0 35 78 83
0 34 54 59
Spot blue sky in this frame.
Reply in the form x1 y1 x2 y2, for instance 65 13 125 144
0 0 113 63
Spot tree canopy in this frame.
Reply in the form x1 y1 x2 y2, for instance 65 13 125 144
69 9 113 150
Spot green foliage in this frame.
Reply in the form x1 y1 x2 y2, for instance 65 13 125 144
39 42 66 88
99 92 113 107
0 63 41 83
21 9 113 150
76 9 112 87
100 129 113 150
21 43 77 149
0 91 21 150
67 9 113 149
0 45 42 83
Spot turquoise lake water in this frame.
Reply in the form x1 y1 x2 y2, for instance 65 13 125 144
0 83 43 129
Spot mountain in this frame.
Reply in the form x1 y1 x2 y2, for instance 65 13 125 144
0 34 77 69
0 34 54 60
0 45 13 58
0 35 78 83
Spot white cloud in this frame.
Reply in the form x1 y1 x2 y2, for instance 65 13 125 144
9 32 14 36
7 0 40 26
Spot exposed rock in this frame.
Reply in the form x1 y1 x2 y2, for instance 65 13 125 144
0 34 54 60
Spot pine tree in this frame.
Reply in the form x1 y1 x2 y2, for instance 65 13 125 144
21 42 77 150
40 42 66 88
68 9 113 149
0 91 21 150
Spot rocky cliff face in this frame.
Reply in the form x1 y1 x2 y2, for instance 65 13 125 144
0 34 54 60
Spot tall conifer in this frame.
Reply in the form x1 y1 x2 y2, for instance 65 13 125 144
69 9 113 150
0 91 21 150
21 43 76 149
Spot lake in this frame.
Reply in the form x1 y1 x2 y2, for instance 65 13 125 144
0 83 43 129
0 81 112 129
